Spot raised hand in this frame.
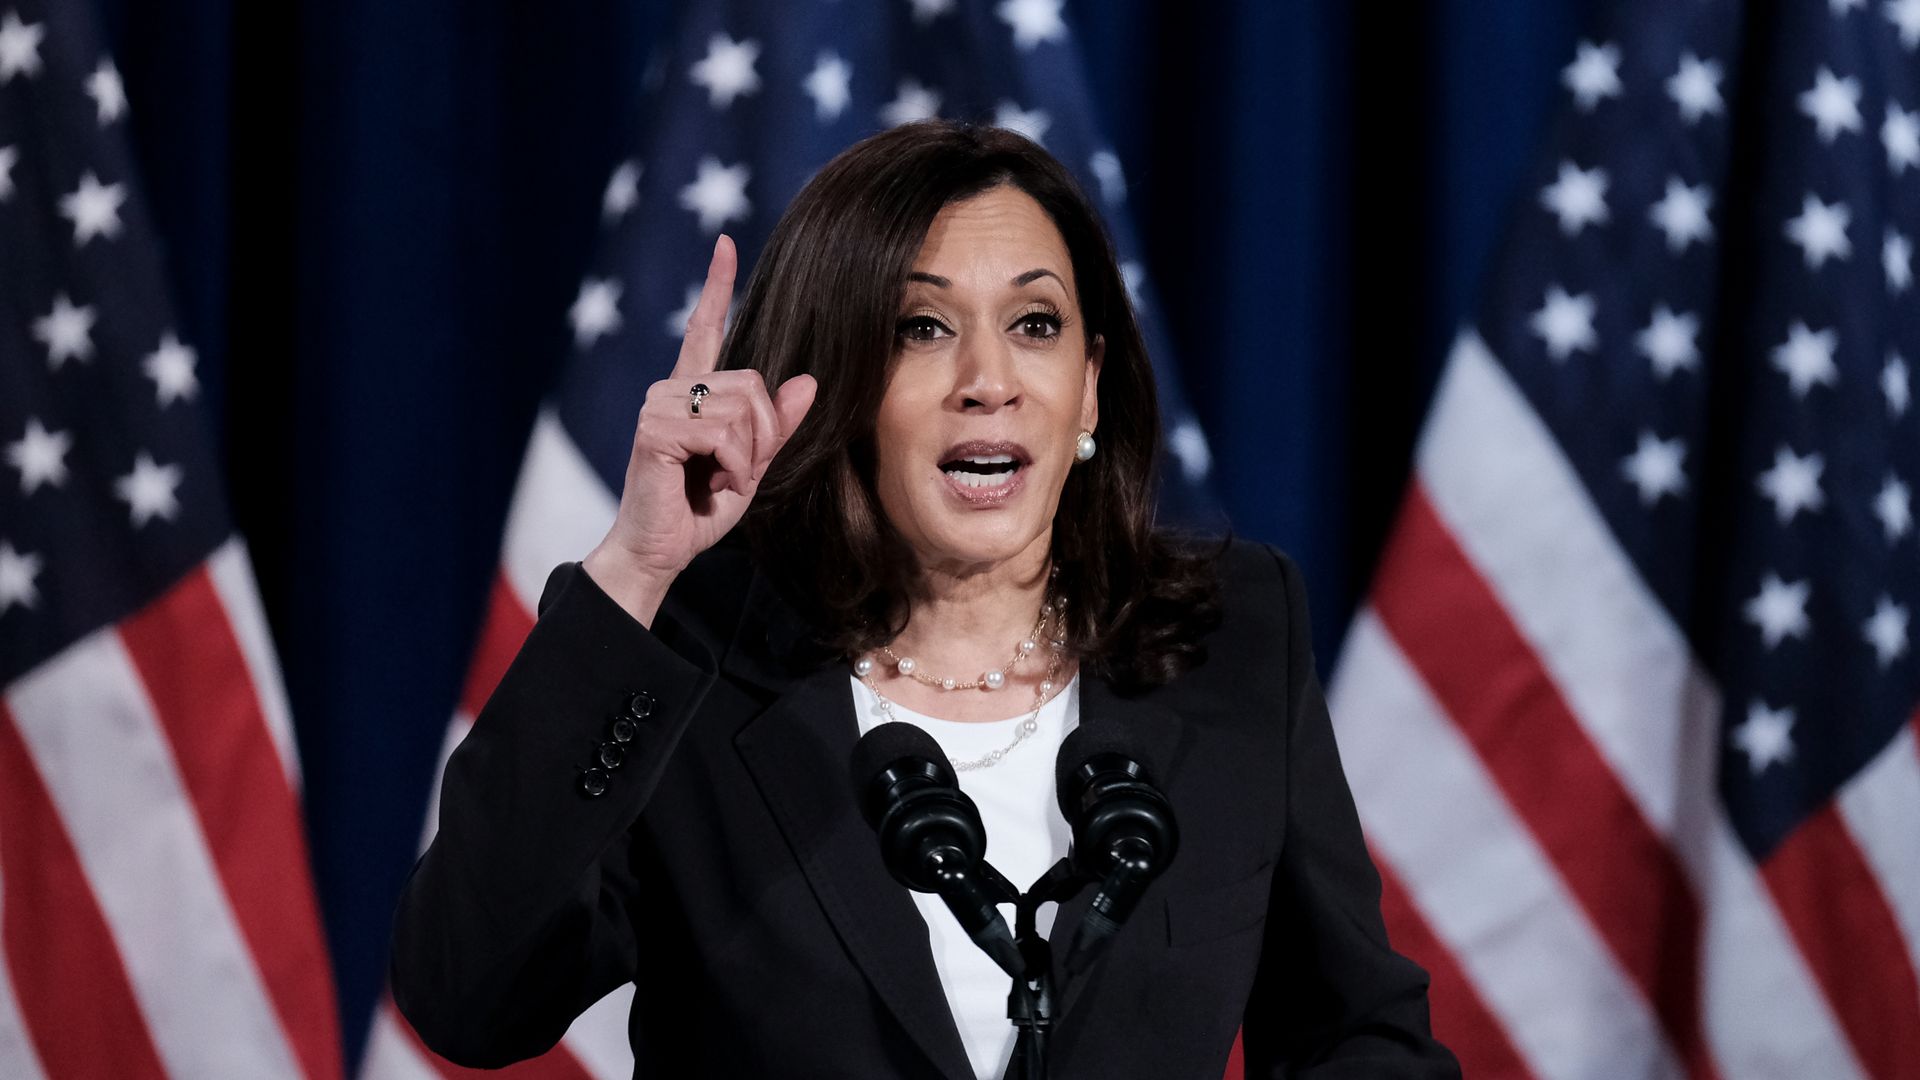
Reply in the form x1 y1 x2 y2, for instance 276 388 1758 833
583 235 817 626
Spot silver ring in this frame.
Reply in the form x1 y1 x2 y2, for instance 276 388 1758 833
688 382 710 418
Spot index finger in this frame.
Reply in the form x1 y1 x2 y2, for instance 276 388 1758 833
670 234 738 378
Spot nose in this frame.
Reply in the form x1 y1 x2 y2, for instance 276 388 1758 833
951 333 1020 412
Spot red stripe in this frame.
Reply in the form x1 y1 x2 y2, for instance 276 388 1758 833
0 701 169 1079
1375 855 1537 1080
1372 486 1720 1080
388 997 596 1080
117 565 343 1080
460 571 537 720
1760 804 1920 1080
1221 1026 1243 1080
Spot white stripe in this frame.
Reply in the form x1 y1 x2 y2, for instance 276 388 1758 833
564 983 637 1079
1403 331 1866 1079
1837 722 1920 987
501 410 619 613
5 629 303 1079
0 855 51 1080
207 538 301 788
1331 613 1683 1080
354 1002 443 1080
414 712 476 855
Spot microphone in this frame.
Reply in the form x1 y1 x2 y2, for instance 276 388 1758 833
851 722 1024 978
1055 722 1180 971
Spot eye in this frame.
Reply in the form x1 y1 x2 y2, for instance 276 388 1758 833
1013 310 1063 339
896 315 951 342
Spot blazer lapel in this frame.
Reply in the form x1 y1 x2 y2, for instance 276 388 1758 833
728 578 975 1080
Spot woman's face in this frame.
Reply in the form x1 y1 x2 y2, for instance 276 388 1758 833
873 185 1102 578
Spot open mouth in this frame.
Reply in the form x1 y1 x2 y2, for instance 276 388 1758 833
937 441 1031 499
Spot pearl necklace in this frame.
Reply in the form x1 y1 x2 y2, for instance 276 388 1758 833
852 589 1068 770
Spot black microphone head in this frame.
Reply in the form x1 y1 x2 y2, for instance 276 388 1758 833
1055 720 1168 818
851 721 950 791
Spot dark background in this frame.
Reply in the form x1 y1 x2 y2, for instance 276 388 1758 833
90 0 1594 1067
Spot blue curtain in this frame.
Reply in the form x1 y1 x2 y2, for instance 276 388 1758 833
98 0 1593 1067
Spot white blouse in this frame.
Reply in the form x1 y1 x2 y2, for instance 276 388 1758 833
849 674 1082 1080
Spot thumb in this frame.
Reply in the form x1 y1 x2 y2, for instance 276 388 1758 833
772 374 818 438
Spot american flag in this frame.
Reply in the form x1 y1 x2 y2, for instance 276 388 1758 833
0 2 341 1078
1330 1 1920 1078
360 1 1215 1077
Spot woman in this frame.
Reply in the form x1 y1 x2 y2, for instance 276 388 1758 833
391 121 1458 1079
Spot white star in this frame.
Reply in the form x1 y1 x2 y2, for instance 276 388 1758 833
1885 102 1920 173
1090 150 1126 205
1733 701 1796 775
1798 67 1864 142
85 59 127 125
1864 596 1910 667
908 0 956 23
57 171 128 247
678 157 751 232
997 0 1068 49
994 101 1051 145
114 452 183 528
1562 40 1622 111
1636 305 1701 379
1886 228 1913 293
5 417 71 494
664 283 702 338
1875 474 1912 542
881 79 942 127
1770 321 1839 398
1889 0 1920 48
802 53 852 122
602 160 640 224
1757 446 1826 524
688 33 760 110
569 277 623 348
1744 573 1812 648
143 332 199 407
1647 177 1713 254
1167 418 1211 482
1540 160 1610 235
1528 285 1598 361
1783 194 1852 269
0 144 16 201
1666 53 1724 124
1832 0 1866 13
0 11 44 83
0 540 42 616
31 294 97 370
1886 353 1911 416
1621 431 1688 505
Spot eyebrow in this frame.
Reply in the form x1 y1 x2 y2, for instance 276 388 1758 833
905 268 1064 288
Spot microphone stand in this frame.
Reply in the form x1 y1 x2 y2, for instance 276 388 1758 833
999 858 1080 1080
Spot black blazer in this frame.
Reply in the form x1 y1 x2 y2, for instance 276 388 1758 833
391 538 1459 1079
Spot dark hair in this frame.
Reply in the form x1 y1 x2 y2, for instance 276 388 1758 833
722 121 1219 691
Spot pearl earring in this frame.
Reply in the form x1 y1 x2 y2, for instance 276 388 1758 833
1074 431 1097 462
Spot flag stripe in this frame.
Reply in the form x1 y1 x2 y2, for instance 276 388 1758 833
4 623 303 1079
117 563 343 1080
500 411 618 611
0 939 48 1080
1836 717 1920 995
1409 332 1869 1079
207 539 303 788
1758 805 1920 1080
460 572 538 721
358 1000 445 1080
1374 857 1537 1080
0 702 167 1080
1331 612 1682 1080
1371 484 1719 1080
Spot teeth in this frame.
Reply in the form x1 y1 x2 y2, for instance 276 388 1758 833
962 454 1016 465
949 470 1014 488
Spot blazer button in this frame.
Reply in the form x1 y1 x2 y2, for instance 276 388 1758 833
596 742 626 769
609 716 638 743
579 768 610 797
625 691 656 720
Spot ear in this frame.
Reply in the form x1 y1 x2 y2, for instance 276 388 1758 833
1081 334 1104 432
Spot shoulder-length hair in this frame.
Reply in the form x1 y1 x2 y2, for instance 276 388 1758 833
722 120 1218 690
